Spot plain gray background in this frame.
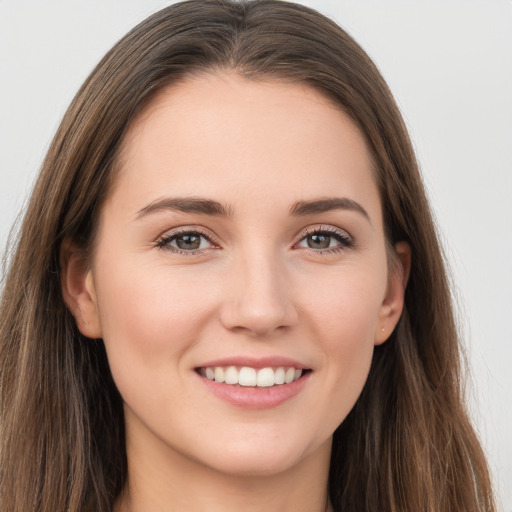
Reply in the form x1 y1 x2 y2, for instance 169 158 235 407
1 1 511 510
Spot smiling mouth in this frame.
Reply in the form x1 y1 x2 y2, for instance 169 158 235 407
197 366 309 388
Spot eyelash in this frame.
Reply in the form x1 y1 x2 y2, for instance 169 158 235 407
296 226 354 254
155 226 354 255
155 228 219 256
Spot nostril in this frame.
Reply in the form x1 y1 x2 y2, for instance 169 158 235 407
219 301 298 337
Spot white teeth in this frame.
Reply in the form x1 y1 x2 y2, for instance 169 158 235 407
203 366 305 387
224 366 238 385
256 367 275 387
238 367 257 387
214 367 225 383
284 367 295 384
274 367 285 385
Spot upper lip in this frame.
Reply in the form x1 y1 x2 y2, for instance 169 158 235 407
196 356 310 370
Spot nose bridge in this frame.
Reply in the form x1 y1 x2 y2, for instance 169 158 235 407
220 242 297 336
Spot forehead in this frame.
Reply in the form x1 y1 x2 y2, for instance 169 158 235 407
110 72 379 219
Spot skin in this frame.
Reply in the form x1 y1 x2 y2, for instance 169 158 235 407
62 72 409 512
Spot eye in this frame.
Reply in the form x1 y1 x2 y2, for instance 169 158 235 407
296 227 353 252
156 229 217 254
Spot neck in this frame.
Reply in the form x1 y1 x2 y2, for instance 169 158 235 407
115 422 333 512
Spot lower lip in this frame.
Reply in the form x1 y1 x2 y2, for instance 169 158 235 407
196 372 310 409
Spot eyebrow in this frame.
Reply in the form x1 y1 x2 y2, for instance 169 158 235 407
136 196 232 219
136 195 370 223
290 197 371 223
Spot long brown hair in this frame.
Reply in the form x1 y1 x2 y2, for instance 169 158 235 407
0 1 496 511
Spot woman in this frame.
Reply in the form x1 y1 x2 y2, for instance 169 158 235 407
0 1 496 511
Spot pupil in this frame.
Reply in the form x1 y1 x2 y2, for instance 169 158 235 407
308 234 330 249
177 234 200 250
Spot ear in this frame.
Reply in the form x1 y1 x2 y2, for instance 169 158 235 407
60 239 102 339
374 241 411 345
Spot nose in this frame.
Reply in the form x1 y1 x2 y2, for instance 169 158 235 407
219 250 299 337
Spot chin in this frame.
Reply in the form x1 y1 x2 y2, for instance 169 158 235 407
193 434 331 478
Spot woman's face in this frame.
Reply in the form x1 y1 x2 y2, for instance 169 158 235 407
67 73 407 479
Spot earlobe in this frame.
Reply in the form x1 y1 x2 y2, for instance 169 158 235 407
60 239 102 339
374 241 411 345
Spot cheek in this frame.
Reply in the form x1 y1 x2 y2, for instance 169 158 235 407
306 266 385 345
92 260 216 389
97 257 211 330
303 268 385 418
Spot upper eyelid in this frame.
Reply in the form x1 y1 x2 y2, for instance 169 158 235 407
296 224 352 241
156 226 218 243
